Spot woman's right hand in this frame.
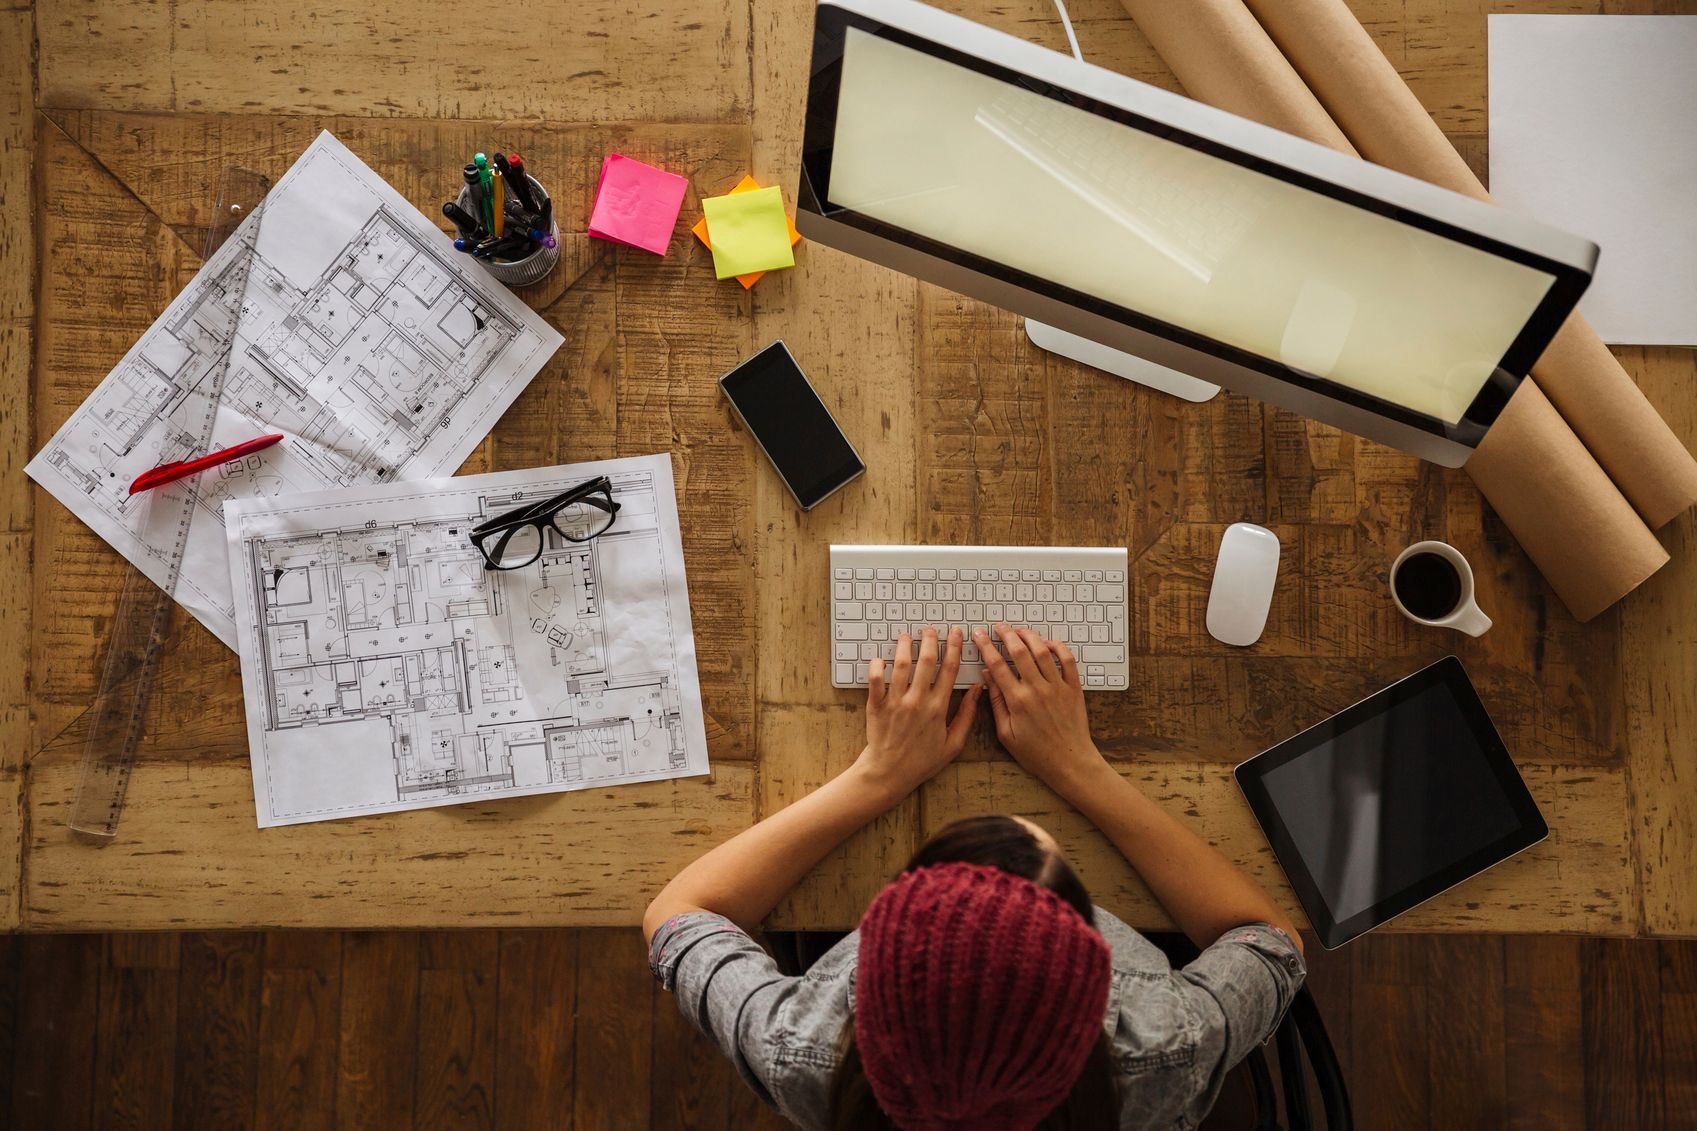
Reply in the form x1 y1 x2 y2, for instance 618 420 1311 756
974 624 1110 798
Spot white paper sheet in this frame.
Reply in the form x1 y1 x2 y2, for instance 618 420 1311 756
224 454 710 827
26 131 564 647
1488 15 1697 345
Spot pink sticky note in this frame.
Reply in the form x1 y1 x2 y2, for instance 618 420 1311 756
587 154 689 256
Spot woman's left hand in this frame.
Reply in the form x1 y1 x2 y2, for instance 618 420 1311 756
855 626 983 800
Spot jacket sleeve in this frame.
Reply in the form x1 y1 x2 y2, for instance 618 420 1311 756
1176 922 1307 1124
647 912 799 1112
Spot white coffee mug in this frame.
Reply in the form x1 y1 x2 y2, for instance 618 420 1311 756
1389 540 1492 637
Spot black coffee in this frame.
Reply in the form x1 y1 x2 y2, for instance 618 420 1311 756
1394 552 1463 620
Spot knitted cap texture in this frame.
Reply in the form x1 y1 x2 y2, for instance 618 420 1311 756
854 861 1112 1131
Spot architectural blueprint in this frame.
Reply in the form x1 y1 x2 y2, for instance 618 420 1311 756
224 454 710 827
26 131 563 648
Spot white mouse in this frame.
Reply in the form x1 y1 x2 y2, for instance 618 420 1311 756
1206 523 1280 646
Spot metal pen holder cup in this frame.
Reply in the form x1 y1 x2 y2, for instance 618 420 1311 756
457 173 560 287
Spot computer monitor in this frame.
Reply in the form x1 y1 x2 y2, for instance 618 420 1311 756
795 0 1598 467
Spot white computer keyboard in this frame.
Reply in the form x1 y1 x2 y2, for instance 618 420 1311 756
830 545 1129 691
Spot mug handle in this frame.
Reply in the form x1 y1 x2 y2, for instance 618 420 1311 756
1452 603 1492 637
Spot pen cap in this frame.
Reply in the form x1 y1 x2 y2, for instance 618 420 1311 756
454 174 558 288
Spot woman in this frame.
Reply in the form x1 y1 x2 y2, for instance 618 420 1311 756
646 624 1305 1130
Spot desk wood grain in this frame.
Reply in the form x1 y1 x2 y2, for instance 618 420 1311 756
6 0 1695 934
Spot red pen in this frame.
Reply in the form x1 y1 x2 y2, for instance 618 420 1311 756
128 434 286 496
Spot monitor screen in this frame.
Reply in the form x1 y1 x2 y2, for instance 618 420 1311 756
820 26 1560 426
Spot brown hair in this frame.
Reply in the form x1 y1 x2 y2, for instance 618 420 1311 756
828 816 1121 1129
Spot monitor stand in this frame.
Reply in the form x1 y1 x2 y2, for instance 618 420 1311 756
1025 320 1220 403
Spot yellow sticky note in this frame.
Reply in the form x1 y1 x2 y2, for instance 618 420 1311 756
692 176 801 288
701 185 796 280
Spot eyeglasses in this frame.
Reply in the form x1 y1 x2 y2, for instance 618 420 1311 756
469 476 621 570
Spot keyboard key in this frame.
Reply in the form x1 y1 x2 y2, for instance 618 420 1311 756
1042 570 1061 581
872 622 890 641
986 603 1004 621
1087 675 1105 687
1064 570 1082 582
1004 603 1023 621
1080 645 1124 663
905 602 924 621
856 568 874 580
945 603 963 621
1066 604 1084 622
1086 605 1104 623
836 623 868 640
1106 570 1124 582
896 582 914 601
965 603 983 621
918 568 935 580
834 568 852 580
1108 606 1125 643
835 582 853 600
1036 584 1054 602
1015 583 1034 602
1096 583 1123 601
975 583 994 602
1108 675 1126 688
898 568 916 580
837 662 854 684
996 583 1015 602
883 603 901 620
1056 583 1074 602
876 568 894 580
856 662 871 683
875 582 893 601
924 603 943 622
915 582 933 601
1077 583 1094 602
939 569 957 580
855 581 873 600
836 643 860 660
861 643 879 660
837 601 863 620
1091 624 1110 643
1046 603 1064 622
960 569 977 580
935 582 952 600
1085 570 1103 582
1086 664 1104 675
1022 569 1039 581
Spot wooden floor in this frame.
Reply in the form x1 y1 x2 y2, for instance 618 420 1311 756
1 929 1691 1130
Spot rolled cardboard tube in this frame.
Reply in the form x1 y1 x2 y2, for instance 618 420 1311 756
1240 0 1697 529
1465 382 1667 623
1115 0 1357 156
1115 0 1672 620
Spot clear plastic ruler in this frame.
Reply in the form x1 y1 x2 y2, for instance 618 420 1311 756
66 167 272 842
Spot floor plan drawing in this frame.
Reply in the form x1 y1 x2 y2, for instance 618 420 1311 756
225 454 710 826
27 131 563 648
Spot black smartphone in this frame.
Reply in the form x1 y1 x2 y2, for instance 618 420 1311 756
719 341 865 510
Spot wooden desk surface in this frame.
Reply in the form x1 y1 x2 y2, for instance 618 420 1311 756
3 0 1694 936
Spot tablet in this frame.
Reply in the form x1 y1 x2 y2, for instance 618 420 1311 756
1235 657 1547 949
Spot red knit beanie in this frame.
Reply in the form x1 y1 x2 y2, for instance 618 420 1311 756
854 862 1113 1131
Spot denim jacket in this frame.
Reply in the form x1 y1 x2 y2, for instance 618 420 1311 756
649 905 1305 1130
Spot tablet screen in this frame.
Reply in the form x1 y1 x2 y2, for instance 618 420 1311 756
1236 656 1546 947
1257 686 1522 923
